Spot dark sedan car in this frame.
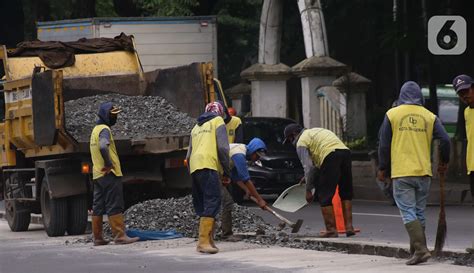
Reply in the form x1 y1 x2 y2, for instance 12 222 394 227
241 117 304 195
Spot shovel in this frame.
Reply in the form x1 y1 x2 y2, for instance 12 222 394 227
249 196 303 233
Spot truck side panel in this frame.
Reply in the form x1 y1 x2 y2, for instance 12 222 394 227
37 17 218 75
37 22 94 42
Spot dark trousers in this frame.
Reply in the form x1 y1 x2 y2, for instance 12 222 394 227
318 149 353 207
192 169 221 218
92 173 124 216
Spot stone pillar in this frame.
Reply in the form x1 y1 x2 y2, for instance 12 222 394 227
333 72 371 139
297 0 329 57
224 82 251 114
239 0 290 118
259 0 283 65
241 63 291 117
292 56 348 128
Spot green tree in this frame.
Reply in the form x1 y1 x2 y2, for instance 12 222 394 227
140 0 199 16
211 0 262 88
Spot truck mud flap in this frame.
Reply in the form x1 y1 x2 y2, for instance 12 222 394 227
36 159 88 199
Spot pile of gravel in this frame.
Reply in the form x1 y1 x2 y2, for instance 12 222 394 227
65 94 196 142
103 195 274 238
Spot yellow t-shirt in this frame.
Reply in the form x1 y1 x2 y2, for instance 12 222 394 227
465 107 474 174
189 117 225 174
387 105 436 178
296 128 348 168
90 125 123 180
226 116 242 144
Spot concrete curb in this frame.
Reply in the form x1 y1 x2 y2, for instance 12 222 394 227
1 210 471 266
234 233 473 266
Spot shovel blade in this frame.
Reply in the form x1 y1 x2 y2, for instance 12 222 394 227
291 219 304 233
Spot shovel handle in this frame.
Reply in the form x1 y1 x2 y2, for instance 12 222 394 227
249 196 294 226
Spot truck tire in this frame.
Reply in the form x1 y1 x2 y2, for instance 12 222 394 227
5 200 31 232
40 181 67 237
66 194 88 235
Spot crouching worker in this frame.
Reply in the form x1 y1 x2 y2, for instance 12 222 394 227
90 102 139 245
283 124 355 238
220 138 268 241
186 102 231 254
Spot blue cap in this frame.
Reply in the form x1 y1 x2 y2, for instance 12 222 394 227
452 74 473 93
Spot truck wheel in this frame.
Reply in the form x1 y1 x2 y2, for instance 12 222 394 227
5 200 31 232
66 194 88 235
40 181 67 237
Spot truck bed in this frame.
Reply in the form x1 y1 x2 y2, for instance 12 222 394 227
76 134 190 156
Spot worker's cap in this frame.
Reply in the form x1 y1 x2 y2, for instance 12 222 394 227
452 74 473 93
205 101 224 116
110 105 122 115
283 123 303 144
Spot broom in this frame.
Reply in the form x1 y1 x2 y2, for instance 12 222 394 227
433 170 447 256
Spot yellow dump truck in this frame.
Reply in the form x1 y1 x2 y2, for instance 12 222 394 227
0 35 226 236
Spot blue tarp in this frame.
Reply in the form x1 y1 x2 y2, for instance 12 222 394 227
126 229 183 241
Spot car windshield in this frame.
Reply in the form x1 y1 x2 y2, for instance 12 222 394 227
243 118 295 152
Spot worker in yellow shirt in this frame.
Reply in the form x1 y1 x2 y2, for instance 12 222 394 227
283 124 355 238
90 102 139 246
452 74 474 254
186 102 231 254
378 81 450 265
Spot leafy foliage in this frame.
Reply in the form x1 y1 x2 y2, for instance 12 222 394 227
140 0 199 16
212 0 262 88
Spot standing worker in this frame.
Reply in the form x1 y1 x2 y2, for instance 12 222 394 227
221 138 268 241
218 101 243 144
186 102 231 254
283 124 355 238
377 81 450 265
452 74 474 254
90 102 139 246
216 101 244 240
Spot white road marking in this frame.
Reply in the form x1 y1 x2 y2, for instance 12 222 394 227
353 212 401 218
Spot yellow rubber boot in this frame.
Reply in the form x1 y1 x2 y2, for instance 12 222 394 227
197 217 219 254
108 213 139 245
92 216 110 246
209 221 219 250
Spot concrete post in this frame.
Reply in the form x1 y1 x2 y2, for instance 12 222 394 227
297 0 329 57
259 0 283 64
224 82 251 114
333 73 371 139
241 63 291 117
294 0 348 129
292 56 348 128
239 0 292 117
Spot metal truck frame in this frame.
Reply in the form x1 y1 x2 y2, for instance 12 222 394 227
0 37 226 237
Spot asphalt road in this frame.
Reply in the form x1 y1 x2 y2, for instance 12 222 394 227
250 199 474 251
0 221 471 273
1 197 472 251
